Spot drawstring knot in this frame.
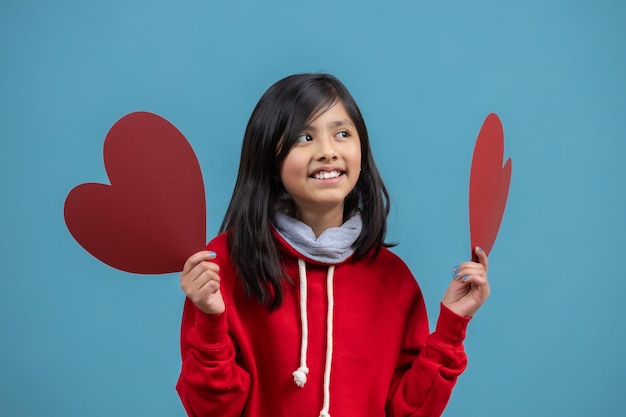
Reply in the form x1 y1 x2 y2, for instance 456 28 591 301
293 366 309 387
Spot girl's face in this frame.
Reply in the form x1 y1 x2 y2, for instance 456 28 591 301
280 101 361 226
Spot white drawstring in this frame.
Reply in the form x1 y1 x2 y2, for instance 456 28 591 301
293 259 336 417
293 259 310 387
319 265 335 417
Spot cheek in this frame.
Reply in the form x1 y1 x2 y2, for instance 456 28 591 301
351 146 362 171
280 153 307 186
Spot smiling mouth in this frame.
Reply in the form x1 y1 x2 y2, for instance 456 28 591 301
312 170 342 180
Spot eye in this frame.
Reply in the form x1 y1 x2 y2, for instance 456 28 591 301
335 130 350 139
296 134 313 143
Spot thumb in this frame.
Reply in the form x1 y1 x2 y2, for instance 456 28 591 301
474 246 489 271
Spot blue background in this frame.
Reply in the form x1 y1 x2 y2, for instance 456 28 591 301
1 1 625 416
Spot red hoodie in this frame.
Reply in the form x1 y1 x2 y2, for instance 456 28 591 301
176 231 471 417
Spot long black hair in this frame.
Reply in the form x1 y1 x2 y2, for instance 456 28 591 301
220 73 391 309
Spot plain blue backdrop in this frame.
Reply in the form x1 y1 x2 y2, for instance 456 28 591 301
1 1 625 416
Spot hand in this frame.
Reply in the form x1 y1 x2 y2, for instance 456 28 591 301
441 247 490 317
180 251 225 315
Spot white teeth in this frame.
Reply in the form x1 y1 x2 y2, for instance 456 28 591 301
314 170 340 180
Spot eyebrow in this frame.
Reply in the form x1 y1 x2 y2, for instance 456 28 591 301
303 119 356 132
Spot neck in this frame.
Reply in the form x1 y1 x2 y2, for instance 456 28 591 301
296 205 344 238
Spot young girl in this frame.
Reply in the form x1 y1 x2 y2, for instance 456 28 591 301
176 73 489 417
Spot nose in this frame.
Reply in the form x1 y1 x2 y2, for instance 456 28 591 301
316 136 338 161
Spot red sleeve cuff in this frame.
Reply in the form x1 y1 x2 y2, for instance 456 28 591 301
194 309 229 345
433 303 471 346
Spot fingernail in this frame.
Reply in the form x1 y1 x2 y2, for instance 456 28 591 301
452 265 460 272
462 275 469 281
208 251 216 258
452 273 459 279
477 247 483 253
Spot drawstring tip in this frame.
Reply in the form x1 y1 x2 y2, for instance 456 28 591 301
293 366 309 388
319 412 331 417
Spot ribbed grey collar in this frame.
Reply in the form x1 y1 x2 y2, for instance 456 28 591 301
273 212 362 264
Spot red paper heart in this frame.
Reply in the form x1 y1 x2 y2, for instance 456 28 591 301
469 113 512 261
64 112 206 274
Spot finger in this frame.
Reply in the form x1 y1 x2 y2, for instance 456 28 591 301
181 256 219 288
191 259 220 280
453 265 488 283
200 276 221 295
185 266 220 292
463 274 491 300
182 250 217 275
457 272 488 285
186 277 222 307
474 247 489 271
181 256 218 287
453 255 488 277
452 263 484 279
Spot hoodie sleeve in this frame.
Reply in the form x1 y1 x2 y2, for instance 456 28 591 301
176 298 251 417
386 298 471 417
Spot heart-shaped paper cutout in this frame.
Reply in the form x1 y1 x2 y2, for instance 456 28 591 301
64 112 206 274
469 113 512 261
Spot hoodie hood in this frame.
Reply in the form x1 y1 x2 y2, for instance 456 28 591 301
273 212 362 265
